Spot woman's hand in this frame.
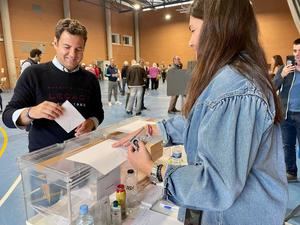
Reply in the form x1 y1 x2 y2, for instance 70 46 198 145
127 141 153 175
112 124 159 148
112 127 144 148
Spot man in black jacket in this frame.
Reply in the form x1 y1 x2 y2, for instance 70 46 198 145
273 38 300 181
126 60 146 115
3 18 104 152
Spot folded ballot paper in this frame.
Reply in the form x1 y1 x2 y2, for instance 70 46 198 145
66 139 127 175
54 100 85 133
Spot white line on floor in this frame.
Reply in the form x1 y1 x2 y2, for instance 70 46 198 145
0 174 21 207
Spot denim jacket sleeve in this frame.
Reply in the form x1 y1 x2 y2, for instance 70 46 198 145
163 94 272 211
157 115 186 146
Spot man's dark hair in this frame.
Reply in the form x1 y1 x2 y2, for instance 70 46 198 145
294 38 300 45
30 49 42 58
55 18 87 44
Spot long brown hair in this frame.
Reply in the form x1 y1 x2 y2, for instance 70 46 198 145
183 0 282 123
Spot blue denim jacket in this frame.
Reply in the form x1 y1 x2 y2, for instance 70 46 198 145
158 65 288 225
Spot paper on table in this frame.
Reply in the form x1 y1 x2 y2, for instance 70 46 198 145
66 139 127 175
116 120 156 133
54 100 85 133
131 208 182 225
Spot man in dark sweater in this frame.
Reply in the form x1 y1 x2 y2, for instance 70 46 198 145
2 18 104 152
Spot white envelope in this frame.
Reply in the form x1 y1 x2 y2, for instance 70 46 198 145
54 100 85 133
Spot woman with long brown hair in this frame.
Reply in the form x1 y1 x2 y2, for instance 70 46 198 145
113 0 287 224
269 55 284 78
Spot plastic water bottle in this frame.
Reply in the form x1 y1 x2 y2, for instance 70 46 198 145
111 200 122 225
170 146 182 166
125 169 138 213
76 204 94 225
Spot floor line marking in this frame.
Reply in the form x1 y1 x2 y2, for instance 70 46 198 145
0 174 21 207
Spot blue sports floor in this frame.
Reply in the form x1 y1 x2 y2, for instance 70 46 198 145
0 80 300 225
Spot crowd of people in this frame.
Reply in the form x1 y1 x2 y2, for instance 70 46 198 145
78 56 183 116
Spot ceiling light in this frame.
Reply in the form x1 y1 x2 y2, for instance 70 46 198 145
165 14 171 20
133 4 141 10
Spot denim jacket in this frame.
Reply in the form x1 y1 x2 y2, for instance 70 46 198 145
158 65 288 225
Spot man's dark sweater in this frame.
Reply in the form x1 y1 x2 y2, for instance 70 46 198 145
3 62 104 152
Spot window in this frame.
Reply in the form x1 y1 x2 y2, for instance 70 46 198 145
112 33 120 45
122 35 133 46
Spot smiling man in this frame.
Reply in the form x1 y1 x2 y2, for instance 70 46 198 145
2 18 104 152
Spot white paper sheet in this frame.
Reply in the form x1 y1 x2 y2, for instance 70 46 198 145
66 139 127 175
116 120 156 133
54 100 85 133
131 208 182 225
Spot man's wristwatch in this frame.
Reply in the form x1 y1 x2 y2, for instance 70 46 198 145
150 163 163 183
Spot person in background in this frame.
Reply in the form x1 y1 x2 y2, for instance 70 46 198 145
167 56 183 114
126 59 146 116
273 38 300 182
149 63 160 90
20 48 42 74
144 61 150 90
85 64 100 80
106 58 122 106
2 18 104 152
139 59 148 110
121 61 129 96
114 0 287 224
161 64 167 83
269 55 284 78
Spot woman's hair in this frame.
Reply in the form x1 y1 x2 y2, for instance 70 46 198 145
272 55 284 72
183 0 282 123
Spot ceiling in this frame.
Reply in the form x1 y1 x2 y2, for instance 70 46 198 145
78 0 192 13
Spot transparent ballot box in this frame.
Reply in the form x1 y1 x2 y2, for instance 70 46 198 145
18 132 120 225
18 117 163 225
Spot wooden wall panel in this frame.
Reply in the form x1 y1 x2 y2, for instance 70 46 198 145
111 11 134 68
70 0 107 65
252 0 299 62
8 0 63 77
140 7 194 68
0 0 298 85
139 0 299 68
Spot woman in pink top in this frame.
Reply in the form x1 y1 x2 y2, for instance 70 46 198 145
149 63 160 90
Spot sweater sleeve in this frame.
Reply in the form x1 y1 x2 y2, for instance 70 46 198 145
88 76 104 126
2 68 36 128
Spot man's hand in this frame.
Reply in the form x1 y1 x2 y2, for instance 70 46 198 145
74 118 95 137
127 141 153 176
29 101 64 120
281 64 295 78
17 101 64 126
